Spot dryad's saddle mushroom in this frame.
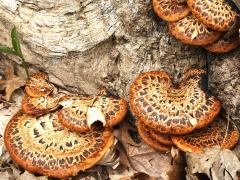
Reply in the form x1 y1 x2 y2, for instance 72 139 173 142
130 69 221 135
168 15 222 45
172 116 239 153
187 0 237 31
58 93 127 132
152 0 190 22
203 34 240 53
4 112 114 178
22 95 61 116
25 72 54 97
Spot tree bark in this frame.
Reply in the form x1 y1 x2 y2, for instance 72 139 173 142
0 0 239 125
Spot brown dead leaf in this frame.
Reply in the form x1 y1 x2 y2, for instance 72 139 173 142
122 137 185 178
0 65 25 101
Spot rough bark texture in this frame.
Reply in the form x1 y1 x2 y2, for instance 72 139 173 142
0 0 239 125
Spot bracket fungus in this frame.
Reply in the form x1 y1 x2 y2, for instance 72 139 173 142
22 94 62 116
152 0 190 22
187 0 237 31
168 15 222 45
130 69 221 135
203 34 240 53
58 94 127 132
4 112 114 178
137 120 172 152
171 116 239 153
25 72 54 97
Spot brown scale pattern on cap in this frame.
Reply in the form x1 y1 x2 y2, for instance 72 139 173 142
22 94 62 116
168 15 222 45
172 116 239 153
187 0 237 31
58 95 127 132
204 35 240 53
130 69 221 135
4 112 113 178
137 120 171 152
152 0 190 22
25 72 54 97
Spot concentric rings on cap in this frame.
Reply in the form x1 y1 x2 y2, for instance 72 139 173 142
152 0 190 22
187 0 237 31
168 15 222 45
4 112 114 178
130 69 221 135
171 116 239 153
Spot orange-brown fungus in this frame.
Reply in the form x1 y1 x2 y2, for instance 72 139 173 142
152 0 190 22
172 116 239 153
187 0 237 31
4 112 113 178
130 69 221 135
168 15 222 45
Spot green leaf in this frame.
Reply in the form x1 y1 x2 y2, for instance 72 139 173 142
0 45 17 55
11 26 23 57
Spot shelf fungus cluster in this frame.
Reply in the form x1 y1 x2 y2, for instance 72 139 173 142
153 0 240 53
4 72 127 178
130 69 239 153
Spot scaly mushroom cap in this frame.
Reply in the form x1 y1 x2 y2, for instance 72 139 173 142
25 72 54 97
168 15 222 45
171 116 239 153
130 69 221 135
137 120 171 152
4 112 114 178
152 0 190 22
203 35 240 53
22 94 62 116
149 128 173 146
58 95 127 132
187 0 237 31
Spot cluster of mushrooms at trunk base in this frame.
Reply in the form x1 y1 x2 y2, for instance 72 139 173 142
4 72 127 178
153 0 240 53
3 68 239 178
130 69 239 153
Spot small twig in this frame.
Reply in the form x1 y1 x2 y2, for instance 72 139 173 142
221 113 230 148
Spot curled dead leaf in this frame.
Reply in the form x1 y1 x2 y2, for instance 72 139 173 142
186 146 240 180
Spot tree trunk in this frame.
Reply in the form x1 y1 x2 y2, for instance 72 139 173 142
0 0 239 126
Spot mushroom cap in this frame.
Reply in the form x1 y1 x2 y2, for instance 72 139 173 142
171 116 239 153
25 72 54 97
168 15 222 45
22 95 61 116
149 128 173 146
203 35 240 53
137 120 171 152
129 69 221 135
4 112 114 178
152 0 190 22
58 95 127 132
187 0 237 31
